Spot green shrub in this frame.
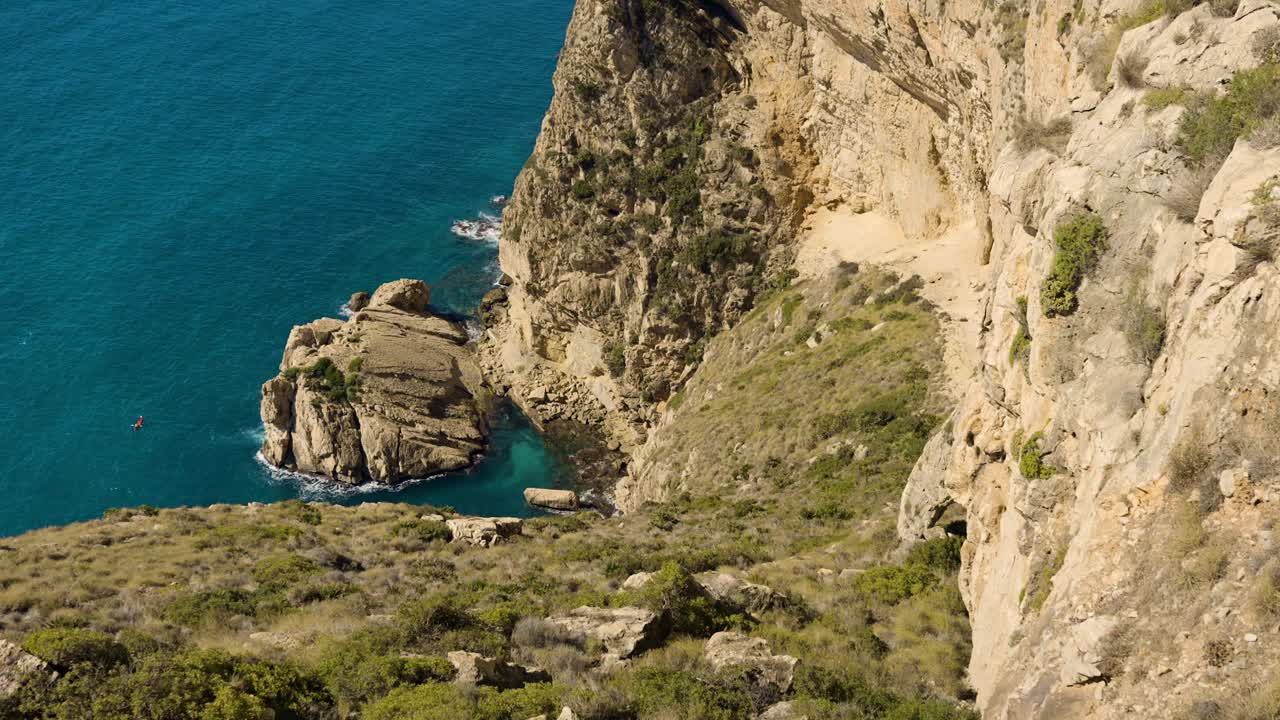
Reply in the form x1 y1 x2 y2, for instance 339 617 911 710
570 179 595 199
348 356 363 373
603 340 626 378
22 628 128 669
163 588 258 627
626 666 756 720
1041 212 1109 317
683 229 751 272
854 564 936 605
1008 326 1031 367
1018 431 1055 479
316 629 453 708
253 554 320 587
1178 63 1280 165
363 682 563 720
1144 86 1194 110
630 561 745 636
390 518 450 544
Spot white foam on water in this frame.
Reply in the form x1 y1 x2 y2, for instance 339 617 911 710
450 212 501 244
253 450 480 501
338 301 354 318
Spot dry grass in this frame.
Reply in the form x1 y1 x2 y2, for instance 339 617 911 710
1116 50 1150 88
1014 115 1073 154
1165 153 1226 222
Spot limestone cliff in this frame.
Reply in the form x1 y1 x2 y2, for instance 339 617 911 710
260 279 489 484
493 0 1280 716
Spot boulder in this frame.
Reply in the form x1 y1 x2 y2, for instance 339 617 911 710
0 639 53 699
694 572 788 616
703 632 798 693
758 701 806 720
348 291 370 312
259 279 488 484
545 607 668 658
557 708 578 720
1219 467 1248 498
524 488 579 511
621 571 653 590
446 517 523 547
447 650 549 689
369 278 431 313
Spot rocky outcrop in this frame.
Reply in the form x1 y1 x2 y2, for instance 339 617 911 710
544 606 668 659
447 650 549 689
702 631 798 693
0 639 52 699
446 516 523 547
523 488 578 510
693 572 788 617
260 279 490 484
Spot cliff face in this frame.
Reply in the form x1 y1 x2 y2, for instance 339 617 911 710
494 0 1280 716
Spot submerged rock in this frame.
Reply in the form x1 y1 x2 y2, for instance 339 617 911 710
260 279 490 484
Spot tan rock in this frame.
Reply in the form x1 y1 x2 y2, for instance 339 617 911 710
260 279 487 484
446 517 522 547
447 650 549 689
703 631 798 692
523 488 578 510
545 606 668 658
693 572 788 616
0 639 52 699
369 278 430 313
348 291 370 312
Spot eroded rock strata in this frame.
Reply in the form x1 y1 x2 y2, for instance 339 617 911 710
260 279 490 484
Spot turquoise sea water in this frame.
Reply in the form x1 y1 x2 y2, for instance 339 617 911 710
0 0 574 536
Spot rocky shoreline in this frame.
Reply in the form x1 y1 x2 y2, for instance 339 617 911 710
258 278 609 511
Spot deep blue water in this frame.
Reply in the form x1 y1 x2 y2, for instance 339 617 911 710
0 0 575 536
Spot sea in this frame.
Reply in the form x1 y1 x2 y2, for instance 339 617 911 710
0 0 576 536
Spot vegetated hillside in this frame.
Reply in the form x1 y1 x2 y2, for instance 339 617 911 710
0 267 972 719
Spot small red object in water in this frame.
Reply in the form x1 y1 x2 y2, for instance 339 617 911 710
133 416 144 431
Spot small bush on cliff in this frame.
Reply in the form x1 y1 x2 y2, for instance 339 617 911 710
1122 279 1166 364
1177 63 1280 165
603 339 626 378
1041 212 1109 317
1013 114 1072 153
1018 431 1055 479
